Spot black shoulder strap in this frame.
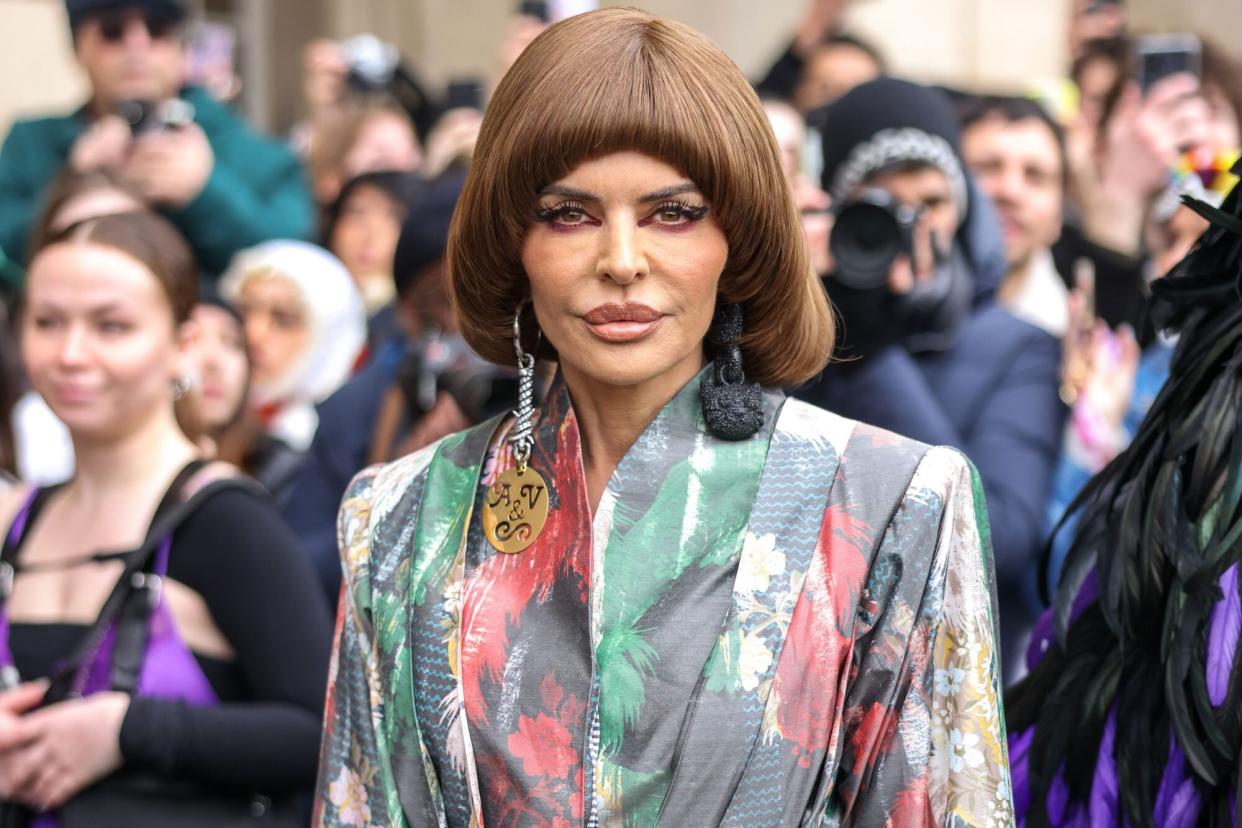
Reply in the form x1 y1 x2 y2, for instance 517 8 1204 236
46 475 265 704
1 459 207 572
149 459 212 529
1 487 61 568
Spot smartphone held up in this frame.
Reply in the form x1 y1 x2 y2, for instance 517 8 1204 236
1135 33 1201 95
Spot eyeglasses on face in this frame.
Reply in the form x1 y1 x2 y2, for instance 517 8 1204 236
88 7 181 44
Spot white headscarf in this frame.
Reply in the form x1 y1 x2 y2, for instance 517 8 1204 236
220 240 366 450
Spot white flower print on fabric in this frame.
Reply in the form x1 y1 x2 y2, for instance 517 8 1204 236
327 767 373 827
948 729 985 774
935 666 967 696
737 533 786 596
738 632 775 692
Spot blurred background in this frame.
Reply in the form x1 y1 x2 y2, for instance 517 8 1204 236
4 0 1240 135
1 0 1241 820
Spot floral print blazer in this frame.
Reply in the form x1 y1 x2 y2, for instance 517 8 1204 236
314 371 1012 827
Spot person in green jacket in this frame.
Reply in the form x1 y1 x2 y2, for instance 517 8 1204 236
0 247 21 298
0 0 314 279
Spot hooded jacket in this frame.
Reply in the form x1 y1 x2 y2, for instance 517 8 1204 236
797 79 1065 677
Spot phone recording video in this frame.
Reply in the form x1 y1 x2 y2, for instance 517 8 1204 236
1135 33 1202 95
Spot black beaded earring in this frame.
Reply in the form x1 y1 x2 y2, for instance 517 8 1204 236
700 303 764 440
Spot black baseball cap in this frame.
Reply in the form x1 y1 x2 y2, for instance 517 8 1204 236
66 0 186 29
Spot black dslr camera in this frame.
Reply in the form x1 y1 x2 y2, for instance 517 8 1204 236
117 98 194 136
829 188 921 290
397 334 517 424
338 34 439 141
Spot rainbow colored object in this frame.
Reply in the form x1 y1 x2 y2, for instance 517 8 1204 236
1173 148 1241 197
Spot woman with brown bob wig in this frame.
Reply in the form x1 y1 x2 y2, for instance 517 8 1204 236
315 8 1010 827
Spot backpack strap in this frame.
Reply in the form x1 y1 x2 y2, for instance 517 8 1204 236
46 474 266 704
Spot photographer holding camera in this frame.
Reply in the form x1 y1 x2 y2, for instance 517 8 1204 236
797 77 1065 677
0 0 314 278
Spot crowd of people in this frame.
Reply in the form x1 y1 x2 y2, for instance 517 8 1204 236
0 0 1238 824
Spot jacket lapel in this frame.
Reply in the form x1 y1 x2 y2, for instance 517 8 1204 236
657 399 855 826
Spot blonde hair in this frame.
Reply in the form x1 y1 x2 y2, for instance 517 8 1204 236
447 8 833 386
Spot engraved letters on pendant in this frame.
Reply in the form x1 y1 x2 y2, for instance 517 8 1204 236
483 465 549 554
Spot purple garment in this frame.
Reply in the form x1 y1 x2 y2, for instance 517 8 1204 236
0 489 37 678
76 537 218 705
1011 727 1033 823
1024 571 1099 672
1086 713 1119 827
3 489 220 826
1012 569 1216 827
1207 562 1241 706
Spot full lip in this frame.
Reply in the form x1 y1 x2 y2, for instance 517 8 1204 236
352 249 384 271
50 382 99 404
581 302 666 344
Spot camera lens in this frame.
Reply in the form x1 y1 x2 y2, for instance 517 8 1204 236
829 201 903 290
117 100 151 135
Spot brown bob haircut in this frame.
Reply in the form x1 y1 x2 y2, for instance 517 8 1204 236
447 7 834 386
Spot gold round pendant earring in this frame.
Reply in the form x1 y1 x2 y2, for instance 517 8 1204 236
483 304 550 554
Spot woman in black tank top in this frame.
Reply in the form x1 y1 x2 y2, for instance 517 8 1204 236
0 212 331 826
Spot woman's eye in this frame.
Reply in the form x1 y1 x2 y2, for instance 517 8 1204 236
98 320 131 334
536 201 595 228
272 312 303 330
647 202 709 226
31 316 60 331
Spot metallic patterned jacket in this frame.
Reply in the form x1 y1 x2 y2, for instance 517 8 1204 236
314 370 1013 827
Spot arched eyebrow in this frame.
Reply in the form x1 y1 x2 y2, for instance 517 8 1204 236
536 182 700 204
538 185 598 202
637 183 699 203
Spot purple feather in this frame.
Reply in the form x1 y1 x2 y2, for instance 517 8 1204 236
1010 727 1033 822
1162 780 1202 828
1206 563 1241 706
1155 740 1203 828
1088 712 1118 828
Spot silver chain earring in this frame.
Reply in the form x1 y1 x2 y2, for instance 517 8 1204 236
508 304 540 473
481 303 549 555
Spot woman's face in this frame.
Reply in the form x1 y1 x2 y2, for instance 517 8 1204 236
763 101 805 184
330 184 405 283
794 44 880 113
521 151 727 393
189 304 248 430
21 241 189 442
343 112 422 179
236 275 310 391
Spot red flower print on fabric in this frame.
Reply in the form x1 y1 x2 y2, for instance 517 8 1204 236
509 712 576 780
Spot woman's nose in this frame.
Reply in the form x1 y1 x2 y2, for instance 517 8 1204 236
595 221 648 285
56 324 90 367
244 313 268 343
